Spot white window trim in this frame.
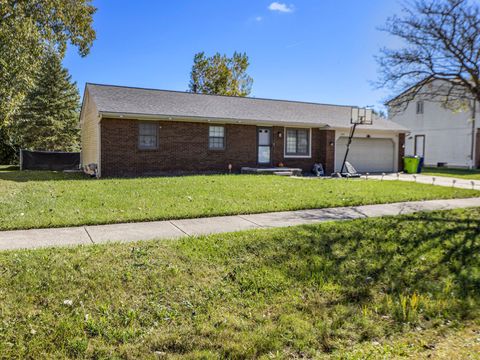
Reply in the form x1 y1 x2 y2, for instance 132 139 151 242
138 122 159 150
208 125 226 150
283 127 312 158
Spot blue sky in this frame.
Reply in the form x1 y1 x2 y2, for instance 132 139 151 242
64 0 402 110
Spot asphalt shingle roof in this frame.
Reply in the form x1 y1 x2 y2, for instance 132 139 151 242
86 83 407 131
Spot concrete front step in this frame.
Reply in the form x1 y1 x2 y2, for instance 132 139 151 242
273 171 293 176
241 167 302 176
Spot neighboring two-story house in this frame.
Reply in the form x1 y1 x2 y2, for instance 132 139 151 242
388 80 480 169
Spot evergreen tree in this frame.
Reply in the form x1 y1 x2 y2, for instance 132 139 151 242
0 126 17 164
12 51 81 151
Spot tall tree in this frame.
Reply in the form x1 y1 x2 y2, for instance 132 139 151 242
0 0 96 126
377 0 480 111
11 50 80 152
0 126 16 164
189 52 253 96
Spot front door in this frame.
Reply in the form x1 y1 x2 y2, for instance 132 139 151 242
414 135 425 158
257 128 271 165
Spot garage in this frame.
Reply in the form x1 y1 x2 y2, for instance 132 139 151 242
335 137 395 173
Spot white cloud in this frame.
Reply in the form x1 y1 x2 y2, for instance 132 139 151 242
255 16 263 22
268 2 294 13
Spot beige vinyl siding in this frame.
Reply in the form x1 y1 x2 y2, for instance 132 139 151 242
80 90 100 167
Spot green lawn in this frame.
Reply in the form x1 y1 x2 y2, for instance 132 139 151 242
338 322 480 359
422 167 480 180
0 209 479 358
0 169 478 231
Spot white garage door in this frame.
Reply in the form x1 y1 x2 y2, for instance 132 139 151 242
335 137 395 173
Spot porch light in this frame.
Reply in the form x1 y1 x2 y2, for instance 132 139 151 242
278 131 283 138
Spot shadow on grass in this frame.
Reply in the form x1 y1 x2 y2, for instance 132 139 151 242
1 209 478 358
0 170 88 182
0 165 19 171
175 209 480 355
251 209 480 314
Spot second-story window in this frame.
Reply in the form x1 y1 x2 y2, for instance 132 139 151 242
416 101 424 114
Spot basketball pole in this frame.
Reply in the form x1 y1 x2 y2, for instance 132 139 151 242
340 122 358 174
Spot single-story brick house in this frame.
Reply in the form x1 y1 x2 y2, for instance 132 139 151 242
80 83 407 177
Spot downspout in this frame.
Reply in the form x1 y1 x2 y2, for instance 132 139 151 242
470 100 477 169
97 114 102 178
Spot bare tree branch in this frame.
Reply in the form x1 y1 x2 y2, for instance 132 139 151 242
376 0 480 113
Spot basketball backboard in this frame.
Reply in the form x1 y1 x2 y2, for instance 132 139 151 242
351 107 373 125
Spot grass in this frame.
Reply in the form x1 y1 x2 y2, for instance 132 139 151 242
0 169 478 231
0 208 479 358
337 322 480 359
422 167 480 180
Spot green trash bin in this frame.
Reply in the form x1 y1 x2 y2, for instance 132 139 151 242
404 156 420 174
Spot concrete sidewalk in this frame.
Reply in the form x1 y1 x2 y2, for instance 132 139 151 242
367 173 480 190
1 197 479 251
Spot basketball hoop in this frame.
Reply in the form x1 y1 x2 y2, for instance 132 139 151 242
351 107 373 125
336 107 374 176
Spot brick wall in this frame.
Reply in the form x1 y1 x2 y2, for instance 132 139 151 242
270 127 335 174
100 118 335 177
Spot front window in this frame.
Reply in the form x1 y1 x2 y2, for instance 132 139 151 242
285 128 310 156
138 122 158 149
209 126 225 150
